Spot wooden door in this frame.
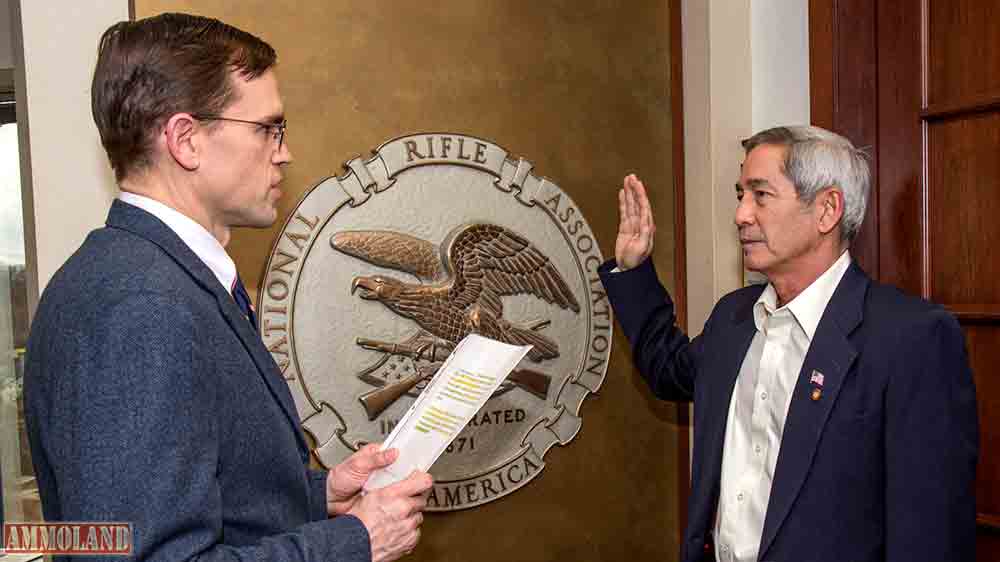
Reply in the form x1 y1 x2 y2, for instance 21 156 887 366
811 0 1000 559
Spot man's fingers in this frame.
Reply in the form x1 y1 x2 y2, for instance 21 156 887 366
618 189 630 232
371 447 399 469
624 175 639 222
640 203 655 236
633 176 656 233
625 173 642 201
627 174 649 228
408 511 424 530
409 524 421 547
382 470 434 498
384 493 428 524
410 492 428 513
624 174 655 235
622 183 635 227
624 173 637 190
350 445 399 473
632 175 650 215
402 527 421 556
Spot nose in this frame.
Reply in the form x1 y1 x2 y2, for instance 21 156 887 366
734 195 755 227
275 141 293 166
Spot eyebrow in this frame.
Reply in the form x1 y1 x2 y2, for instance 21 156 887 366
737 178 771 190
259 112 285 124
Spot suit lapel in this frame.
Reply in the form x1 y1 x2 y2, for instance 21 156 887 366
106 200 310 457
217 287 311 457
706 299 759 458
757 263 869 558
695 291 761 534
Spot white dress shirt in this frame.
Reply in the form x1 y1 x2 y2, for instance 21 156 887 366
118 191 237 293
714 250 852 562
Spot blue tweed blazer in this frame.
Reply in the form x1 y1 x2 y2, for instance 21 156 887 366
25 200 370 561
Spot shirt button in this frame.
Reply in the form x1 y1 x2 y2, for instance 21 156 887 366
760 391 768 400
737 492 745 502
755 444 762 454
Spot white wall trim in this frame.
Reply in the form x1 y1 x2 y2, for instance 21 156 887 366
682 0 751 337
682 0 811 334
12 0 128 309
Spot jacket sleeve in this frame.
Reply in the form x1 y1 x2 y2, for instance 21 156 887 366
883 308 978 562
598 258 708 401
28 292 371 562
307 468 330 521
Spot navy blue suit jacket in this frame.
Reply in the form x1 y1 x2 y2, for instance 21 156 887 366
25 200 370 561
600 258 978 562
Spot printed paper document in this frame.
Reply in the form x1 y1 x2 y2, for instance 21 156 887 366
364 334 532 490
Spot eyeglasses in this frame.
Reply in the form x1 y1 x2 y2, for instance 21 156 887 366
194 115 287 149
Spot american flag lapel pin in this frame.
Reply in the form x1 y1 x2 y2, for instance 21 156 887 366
810 370 824 401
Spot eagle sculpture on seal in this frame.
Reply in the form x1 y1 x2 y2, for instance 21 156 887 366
331 223 580 362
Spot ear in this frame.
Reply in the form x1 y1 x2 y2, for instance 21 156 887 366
815 186 845 236
163 113 200 171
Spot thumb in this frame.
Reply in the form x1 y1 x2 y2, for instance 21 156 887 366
382 470 434 498
351 444 399 473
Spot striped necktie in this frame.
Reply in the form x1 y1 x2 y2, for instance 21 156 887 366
232 276 258 331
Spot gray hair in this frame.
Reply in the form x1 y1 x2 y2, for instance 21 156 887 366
742 126 870 242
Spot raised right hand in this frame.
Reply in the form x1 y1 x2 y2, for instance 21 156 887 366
615 174 656 271
347 470 434 562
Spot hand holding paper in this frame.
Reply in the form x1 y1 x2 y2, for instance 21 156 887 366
364 334 533 491
348 470 433 562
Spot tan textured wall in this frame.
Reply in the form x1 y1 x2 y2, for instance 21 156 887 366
136 2 682 560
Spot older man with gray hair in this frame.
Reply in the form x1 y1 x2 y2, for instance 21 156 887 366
599 125 978 562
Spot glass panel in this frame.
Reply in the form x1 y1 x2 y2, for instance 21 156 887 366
1 114 39 525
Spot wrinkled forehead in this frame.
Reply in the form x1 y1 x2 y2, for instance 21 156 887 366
738 143 790 186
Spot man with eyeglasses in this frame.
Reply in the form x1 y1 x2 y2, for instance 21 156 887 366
24 13 431 562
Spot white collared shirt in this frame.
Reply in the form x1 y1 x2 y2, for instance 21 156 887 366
714 250 852 562
118 191 237 293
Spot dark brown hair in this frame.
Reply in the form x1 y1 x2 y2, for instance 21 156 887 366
91 13 276 182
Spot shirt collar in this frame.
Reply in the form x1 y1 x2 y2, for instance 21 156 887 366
118 191 238 293
753 250 852 340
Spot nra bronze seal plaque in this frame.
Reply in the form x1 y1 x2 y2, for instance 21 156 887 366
259 133 612 510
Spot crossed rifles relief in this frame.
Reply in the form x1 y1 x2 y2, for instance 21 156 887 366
331 223 581 420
